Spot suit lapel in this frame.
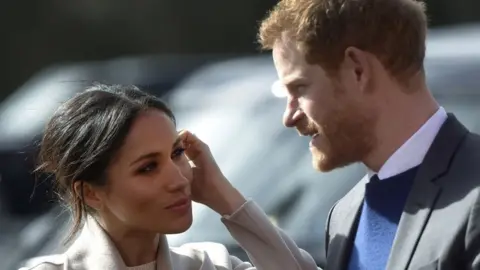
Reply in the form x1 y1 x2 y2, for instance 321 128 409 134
326 175 367 270
386 114 468 270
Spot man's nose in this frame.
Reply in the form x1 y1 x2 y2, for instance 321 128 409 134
283 106 304 128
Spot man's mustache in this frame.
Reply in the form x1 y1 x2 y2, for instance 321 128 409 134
295 117 319 136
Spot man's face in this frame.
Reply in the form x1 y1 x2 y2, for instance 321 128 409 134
272 40 378 172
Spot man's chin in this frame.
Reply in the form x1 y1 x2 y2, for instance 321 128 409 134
311 150 348 172
311 150 331 172
313 159 335 172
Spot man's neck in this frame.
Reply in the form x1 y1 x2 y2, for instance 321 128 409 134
363 89 439 172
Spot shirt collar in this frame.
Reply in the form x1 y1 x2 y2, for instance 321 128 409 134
367 107 448 180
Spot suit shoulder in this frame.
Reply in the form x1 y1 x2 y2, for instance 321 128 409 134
454 132 480 175
170 242 232 267
463 132 480 149
18 254 65 270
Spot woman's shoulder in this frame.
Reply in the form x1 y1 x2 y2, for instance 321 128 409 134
18 254 66 270
169 241 241 268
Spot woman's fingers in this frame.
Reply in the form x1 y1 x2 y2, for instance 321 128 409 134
178 130 208 161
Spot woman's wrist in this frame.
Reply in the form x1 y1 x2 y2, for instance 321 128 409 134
208 180 247 216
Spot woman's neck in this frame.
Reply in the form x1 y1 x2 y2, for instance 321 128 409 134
100 219 160 267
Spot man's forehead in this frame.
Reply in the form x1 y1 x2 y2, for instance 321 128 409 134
271 39 311 97
273 43 309 77
275 63 310 86
273 38 305 62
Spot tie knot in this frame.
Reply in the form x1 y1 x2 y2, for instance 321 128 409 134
370 174 380 183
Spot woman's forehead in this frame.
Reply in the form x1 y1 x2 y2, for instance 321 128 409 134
115 111 177 162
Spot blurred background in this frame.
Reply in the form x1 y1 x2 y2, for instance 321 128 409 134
1 1 479 269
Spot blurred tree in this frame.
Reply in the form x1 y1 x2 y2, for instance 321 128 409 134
426 0 480 26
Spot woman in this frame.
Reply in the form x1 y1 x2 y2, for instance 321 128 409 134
20 84 318 270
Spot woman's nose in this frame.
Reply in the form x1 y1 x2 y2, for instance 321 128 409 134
165 162 190 192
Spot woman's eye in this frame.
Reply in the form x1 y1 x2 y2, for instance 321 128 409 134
171 147 186 159
137 162 158 174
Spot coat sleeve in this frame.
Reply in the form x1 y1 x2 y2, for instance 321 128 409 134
221 200 321 270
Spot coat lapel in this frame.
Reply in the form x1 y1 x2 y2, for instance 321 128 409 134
66 217 174 270
156 236 173 270
386 114 469 270
326 175 367 270
66 217 128 270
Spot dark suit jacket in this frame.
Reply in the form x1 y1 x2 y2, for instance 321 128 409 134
324 114 480 270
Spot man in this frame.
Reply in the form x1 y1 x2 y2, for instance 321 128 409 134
258 0 480 269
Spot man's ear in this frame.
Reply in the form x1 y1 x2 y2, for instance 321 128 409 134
73 181 103 210
343 46 372 93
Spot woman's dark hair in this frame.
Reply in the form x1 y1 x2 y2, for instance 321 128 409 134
36 83 175 243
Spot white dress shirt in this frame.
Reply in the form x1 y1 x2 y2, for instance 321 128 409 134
367 107 448 180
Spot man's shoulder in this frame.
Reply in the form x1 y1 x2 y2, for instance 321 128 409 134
18 254 65 270
451 130 480 193
462 131 480 153
451 131 480 175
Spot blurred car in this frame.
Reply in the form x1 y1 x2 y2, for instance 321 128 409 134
16 23 480 269
0 53 233 216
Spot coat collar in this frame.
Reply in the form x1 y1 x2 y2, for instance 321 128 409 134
65 216 173 270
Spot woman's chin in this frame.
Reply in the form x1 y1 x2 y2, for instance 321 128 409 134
164 211 193 234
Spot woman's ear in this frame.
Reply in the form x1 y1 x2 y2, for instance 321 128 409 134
73 181 103 210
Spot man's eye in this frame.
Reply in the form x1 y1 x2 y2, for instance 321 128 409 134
295 85 307 94
288 85 307 98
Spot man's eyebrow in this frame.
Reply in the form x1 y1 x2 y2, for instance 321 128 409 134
284 77 307 88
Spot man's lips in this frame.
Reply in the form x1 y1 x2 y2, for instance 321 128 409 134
298 129 319 137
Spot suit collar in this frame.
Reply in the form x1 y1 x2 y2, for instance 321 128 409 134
367 107 448 180
385 113 469 270
65 216 173 270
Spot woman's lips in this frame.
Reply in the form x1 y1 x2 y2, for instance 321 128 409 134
165 198 191 214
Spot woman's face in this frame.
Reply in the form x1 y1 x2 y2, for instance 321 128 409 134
96 109 193 234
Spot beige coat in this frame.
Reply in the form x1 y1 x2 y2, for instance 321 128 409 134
19 201 319 270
